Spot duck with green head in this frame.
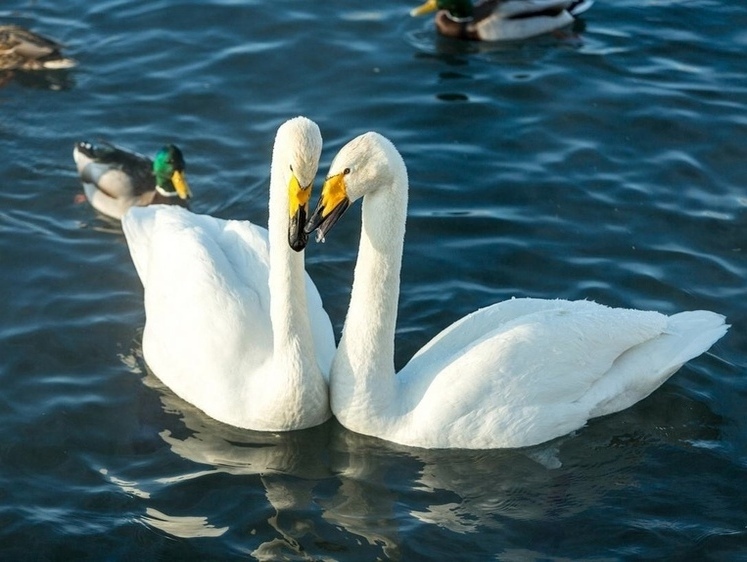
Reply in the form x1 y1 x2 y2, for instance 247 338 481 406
73 142 192 220
410 0 593 42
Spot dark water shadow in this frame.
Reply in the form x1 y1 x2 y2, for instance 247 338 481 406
0 68 76 91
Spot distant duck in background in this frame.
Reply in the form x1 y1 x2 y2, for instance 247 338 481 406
0 25 76 70
73 142 192 220
410 0 593 42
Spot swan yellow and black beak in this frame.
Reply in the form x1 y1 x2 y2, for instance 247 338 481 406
410 0 438 17
288 174 312 252
304 172 351 243
171 170 192 200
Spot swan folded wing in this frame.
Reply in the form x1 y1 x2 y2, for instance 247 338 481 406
221 218 272 287
428 403 588 449
405 298 598 382
401 303 668 445
133 208 274 408
583 310 728 419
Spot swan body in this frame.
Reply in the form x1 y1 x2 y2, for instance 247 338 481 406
74 142 192 220
122 117 335 431
410 0 593 42
305 132 728 449
0 25 76 70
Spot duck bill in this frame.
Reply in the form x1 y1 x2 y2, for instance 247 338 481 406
288 174 311 252
171 170 192 199
410 0 438 17
304 173 351 243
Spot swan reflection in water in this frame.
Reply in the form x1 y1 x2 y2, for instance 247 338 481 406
100 350 725 559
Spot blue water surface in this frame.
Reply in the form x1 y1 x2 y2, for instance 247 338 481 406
0 0 745 559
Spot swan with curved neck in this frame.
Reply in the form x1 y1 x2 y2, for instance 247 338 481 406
305 132 728 449
122 116 335 431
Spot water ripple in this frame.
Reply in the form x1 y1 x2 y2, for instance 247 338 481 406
0 0 744 559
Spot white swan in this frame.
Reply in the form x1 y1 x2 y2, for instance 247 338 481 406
122 116 335 431
305 132 729 449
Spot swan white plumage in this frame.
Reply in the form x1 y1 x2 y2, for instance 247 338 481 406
304 132 729 449
122 116 335 431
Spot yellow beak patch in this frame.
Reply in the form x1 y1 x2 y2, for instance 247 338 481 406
171 170 192 199
288 174 311 217
320 173 348 219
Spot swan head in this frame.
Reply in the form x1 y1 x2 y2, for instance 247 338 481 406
305 131 404 242
275 117 323 252
153 145 192 200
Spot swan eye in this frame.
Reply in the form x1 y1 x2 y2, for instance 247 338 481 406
343 167 351 175
289 164 294 172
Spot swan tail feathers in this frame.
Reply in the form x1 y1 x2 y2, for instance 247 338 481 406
662 310 729 367
586 310 728 419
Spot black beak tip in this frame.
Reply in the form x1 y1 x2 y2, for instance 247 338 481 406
289 210 309 252
304 209 324 235
289 230 308 252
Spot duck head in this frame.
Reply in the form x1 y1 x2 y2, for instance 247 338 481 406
153 145 192 200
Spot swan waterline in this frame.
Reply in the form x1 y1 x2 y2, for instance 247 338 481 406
122 117 335 431
304 132 729 450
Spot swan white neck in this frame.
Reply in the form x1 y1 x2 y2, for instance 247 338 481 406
332 162 408 430
267 144 318 384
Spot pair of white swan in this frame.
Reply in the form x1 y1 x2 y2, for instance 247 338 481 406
123 117 728 448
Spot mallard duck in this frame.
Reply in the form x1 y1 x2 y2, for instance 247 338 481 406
410 0 593 42
73 142 192 220
302 132 728 449
0 25 76 70
121 117 335 431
